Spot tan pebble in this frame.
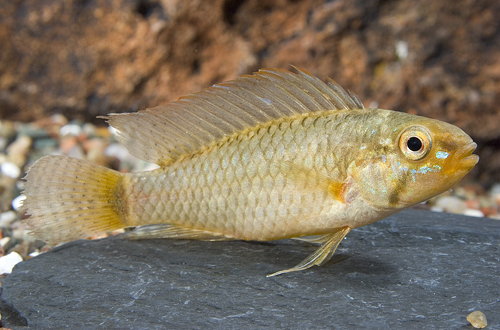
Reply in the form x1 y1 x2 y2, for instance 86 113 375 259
59 136 78 154
467 310 487 328
481 206 498 218
435 196 466 214
82 137 106 151
6 135 32 166
466 199 480 210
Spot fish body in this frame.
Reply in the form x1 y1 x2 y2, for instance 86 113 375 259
23 68 478 276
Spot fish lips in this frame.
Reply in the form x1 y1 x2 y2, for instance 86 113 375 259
454 142 479 170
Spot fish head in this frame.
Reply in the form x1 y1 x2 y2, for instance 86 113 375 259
351 113 479 210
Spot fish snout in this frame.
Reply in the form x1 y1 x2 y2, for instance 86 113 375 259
454 142 479 170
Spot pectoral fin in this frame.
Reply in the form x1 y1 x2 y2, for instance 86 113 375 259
267 226 351 277
292 234 334 244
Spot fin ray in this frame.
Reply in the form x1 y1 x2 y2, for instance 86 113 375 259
104 68 365 165
121 224 232 241
23 155 127 244
292 234 334 244
267 226 351 277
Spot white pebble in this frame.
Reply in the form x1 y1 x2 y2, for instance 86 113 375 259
82 123 97 136
66 144 85 160
435 196 466 214
51 113 68 125
0 161 21 178
0 210 17 227
396 40 409 59
0 237 10 247
12 194 26 211
105 143 137 164
0 252 23 275
60 124 82 136
463 208 484 218
29 251 41 257
490 183 500 195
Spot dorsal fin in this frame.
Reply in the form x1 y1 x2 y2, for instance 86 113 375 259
102 67 365 166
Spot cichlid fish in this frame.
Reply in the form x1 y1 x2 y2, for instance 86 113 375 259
23 68 479 276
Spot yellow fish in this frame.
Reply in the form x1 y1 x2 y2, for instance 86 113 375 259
23 68 479 276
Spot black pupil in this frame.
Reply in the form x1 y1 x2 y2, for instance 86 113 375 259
407 137 422 151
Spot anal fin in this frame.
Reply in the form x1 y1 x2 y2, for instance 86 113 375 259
121 224 233 241
267 226 351 277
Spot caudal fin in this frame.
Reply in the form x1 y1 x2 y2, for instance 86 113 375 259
23 155 127 244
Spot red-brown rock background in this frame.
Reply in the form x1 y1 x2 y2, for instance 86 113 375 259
0 0 499 184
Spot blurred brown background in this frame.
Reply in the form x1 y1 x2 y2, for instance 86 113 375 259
0 0 499 185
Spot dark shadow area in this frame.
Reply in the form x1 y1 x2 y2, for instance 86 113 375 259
222 0 247 25
0 289 28 328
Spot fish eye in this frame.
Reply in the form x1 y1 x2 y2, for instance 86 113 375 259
407 137 422 151
399 126 432 161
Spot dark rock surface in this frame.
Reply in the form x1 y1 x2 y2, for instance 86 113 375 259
1 1 500 183
1 210 499 329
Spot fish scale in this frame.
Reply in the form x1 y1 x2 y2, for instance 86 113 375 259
23 68 478 276
122 113 337 241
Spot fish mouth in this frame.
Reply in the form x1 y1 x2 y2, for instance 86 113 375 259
455 142 479 169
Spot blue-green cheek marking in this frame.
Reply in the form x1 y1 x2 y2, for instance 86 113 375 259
436 151 449 159
410 165 442 182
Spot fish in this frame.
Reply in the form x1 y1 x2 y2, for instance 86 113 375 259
22 67 479 277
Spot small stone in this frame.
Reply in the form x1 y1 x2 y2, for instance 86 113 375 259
105 143 138 167
11 195 26 211
467 310 487 328
430 206 443 212
480 206 498 218
0 211 17 227
0 252 23 275
50 114 69 126
395 40 408 60
0 120 15 138
0 162 20 178
83 138 107 162
82 123 98 137
60 124 82 136
463 209 484 218
0 237 10 248
435 196 467 214
6 135 32 166
66 143 85 160
466 198 480 210
29 251 41 258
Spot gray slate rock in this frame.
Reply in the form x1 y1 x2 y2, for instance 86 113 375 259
1 210 499 329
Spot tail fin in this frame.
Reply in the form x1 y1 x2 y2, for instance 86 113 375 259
23 155 127 244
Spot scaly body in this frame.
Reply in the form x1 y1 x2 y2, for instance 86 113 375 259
122 109 397 240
